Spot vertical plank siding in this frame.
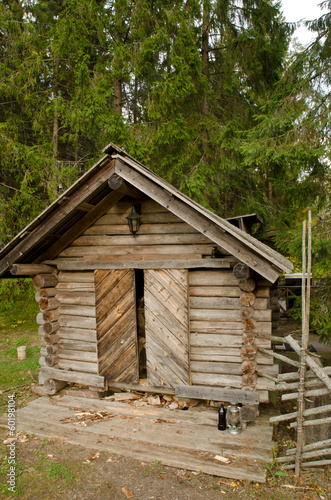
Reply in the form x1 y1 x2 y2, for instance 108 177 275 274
95 269 139 383
145 269 190 388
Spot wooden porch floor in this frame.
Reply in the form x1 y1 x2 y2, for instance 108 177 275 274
0 395 275 483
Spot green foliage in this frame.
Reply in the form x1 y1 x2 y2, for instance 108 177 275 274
0 280 37 314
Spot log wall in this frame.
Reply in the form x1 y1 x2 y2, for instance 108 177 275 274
34 196 279 403
34 271 102 392
57 198 219 262
189 269 277 403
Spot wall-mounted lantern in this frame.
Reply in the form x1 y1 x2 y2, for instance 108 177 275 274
127 204 141 236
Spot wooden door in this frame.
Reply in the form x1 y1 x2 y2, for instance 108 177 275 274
144 269 190 388
95 269 139 382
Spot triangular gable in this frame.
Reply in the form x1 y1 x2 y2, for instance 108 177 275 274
0 145 293 281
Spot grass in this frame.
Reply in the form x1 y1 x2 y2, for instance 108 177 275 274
0 295 40 415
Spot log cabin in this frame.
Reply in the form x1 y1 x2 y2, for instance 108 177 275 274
0 143 293 406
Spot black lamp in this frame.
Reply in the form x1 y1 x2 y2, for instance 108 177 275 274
127 204 141 236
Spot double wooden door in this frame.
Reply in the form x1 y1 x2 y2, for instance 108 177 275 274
95 268 190 388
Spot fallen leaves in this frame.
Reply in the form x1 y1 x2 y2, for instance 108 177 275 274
121 487 134 498
153 418 177 424
83 451 100 464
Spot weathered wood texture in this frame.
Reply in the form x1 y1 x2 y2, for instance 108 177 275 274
0 395 275 482
58 198 220 265
95 269 139 383
144 269 190 387
188 269 274 401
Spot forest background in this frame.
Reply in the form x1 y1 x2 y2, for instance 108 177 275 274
0 0 330 340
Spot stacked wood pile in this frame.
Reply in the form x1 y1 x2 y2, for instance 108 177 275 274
189 266 277 403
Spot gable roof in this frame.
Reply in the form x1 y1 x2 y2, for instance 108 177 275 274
0 143 293 281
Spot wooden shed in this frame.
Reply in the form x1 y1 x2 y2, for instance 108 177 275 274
0 143 293 406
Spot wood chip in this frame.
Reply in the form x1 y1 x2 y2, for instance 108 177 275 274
121 487 134 498
214 455 231 464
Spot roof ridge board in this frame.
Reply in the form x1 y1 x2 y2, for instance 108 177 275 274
0 154 110 262
114 154 293 273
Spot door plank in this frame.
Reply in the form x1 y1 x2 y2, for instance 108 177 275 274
145 269 190 388
95 269 138 383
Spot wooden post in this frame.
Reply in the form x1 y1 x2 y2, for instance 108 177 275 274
295 211 311 476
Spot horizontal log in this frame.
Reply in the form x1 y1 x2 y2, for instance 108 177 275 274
39 356 46 367
283 459 331 469
57 271 94 283
233 263 253 280
175 385 259 405
59 244 215 258
36 313 45 325
59 305 96 317
57 341 96 352
242 373 257 388
191 373 242 388
39 367 104 388
238 278 256 292
190 320 272 335
43 309 60 323
71 233 213 247
276 366 331 382
86 252 203 261
241 360 256 375
33 273 58 289
106 199 168 215
56 292 96 306
44 379 67 395
108 173 142 198
39 297 60 311
286 438 331 455
240 345 257 360
55 259 231 271
42 322 60 334
84 223 200 236
278 447 331 463
190 334 244 348
58 349 97 363
190 347 273 365
45 355 59 367
282 387 331 401
57 327 97 342
269 403 331 424
189 270 239 287
290 416 331 427
36 287 57 299
240 292 255 307
242 332 255 345
190 361 242 376
10 263 56 276
191 308 272 322
44 333 60 344
46 345 59 355
190 296 240 310
58 358 98 374
59 315 97 330
40 347 47 356
56 282 95 291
